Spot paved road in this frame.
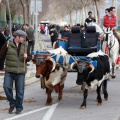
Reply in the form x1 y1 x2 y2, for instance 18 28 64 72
1 71 120 120
0 34 120 120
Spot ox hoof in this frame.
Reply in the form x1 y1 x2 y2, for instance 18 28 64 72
58 97 62 101
111 75 116 79
80 106 86 109
97 103 102 106
104 98 108 101
46 102 52 106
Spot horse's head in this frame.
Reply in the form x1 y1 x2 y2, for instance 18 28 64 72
103 27 113 45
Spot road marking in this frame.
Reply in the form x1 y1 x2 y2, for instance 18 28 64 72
5 106 49 120
42 103 58 120
113 113 120 120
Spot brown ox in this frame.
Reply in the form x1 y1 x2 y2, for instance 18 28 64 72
33 54 68 105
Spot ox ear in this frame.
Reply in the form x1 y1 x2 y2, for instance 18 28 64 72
32 54 37 64
32 56 36 64
46 60 54 72
32 59 36 64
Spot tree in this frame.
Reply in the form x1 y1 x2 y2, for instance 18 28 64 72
19 0 26 25
6 0 12 36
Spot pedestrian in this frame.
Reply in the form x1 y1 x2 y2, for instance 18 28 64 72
0 28 7 71
4 24 10 41
85 11 96 23
38 24 40 32
49 25 58 47
12 24 17 35
26 25 35 54
0 30 32 114
45 24 48 35
40 24 45 34
60 26 70 38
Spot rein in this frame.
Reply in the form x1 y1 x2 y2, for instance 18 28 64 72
104 32 115 49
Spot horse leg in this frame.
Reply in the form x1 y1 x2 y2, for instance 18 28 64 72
96 85 102 106
58 84 64 101
102 80 108 101
80 89 88 109
111 62 116 78
46 88 53 105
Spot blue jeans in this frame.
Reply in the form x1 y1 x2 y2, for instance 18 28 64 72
3 72 25 111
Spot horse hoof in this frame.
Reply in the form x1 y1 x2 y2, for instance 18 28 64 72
80 106 86 109
97 103 102 106
104 98 108 101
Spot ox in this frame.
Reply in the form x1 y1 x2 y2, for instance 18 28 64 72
33 55 68 105
71 50 110 109
32 47 69 105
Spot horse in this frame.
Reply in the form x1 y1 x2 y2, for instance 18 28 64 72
86 22 119 78
103 27 119 78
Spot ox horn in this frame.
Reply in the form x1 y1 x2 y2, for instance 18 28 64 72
47 57 56 72
89 63 95 73
70 62 77 70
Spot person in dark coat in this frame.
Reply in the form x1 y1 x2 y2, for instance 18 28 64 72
85 11 96 23
0 28 7 70
12 24 17 35
60 26 70 38
4 24 10 40
49 25 58 47
26 25 35 54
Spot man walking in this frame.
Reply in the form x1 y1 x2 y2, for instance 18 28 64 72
0 30 32 114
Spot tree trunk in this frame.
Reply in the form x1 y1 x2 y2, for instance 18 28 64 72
19 0 26 25
94 0 100 24
26 0 31 25
6 0 12 37
79 10 82 24
82 7 85 25
85 7 88 19
69 11 72 25
112 0 115 6
76 10 78 24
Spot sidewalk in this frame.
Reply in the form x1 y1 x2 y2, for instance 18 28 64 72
0 33 46 93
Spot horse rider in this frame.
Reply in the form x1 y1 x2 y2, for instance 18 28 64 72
101 7 120 42
101 7 120 66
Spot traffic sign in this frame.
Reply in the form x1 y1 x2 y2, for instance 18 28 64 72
31 0 42 14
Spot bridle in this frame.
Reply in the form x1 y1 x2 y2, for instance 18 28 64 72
104 31 115 50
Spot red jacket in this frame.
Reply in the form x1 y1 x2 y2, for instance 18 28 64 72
40 25 45 30
104 15 116 28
